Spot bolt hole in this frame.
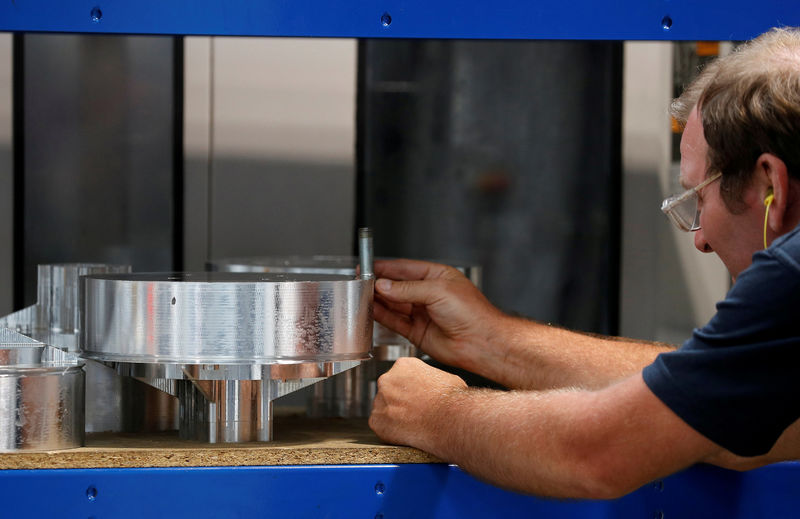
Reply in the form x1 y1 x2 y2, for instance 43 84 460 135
381 12 392 27
171 297 177 305
86 486 98 501
90 7 102 22
661 15 672 30
374 481 386 495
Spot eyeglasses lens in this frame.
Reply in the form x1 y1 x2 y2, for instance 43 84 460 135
671 195 699 231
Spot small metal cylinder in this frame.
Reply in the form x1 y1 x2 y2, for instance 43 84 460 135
0 330 85 452
358 228 374 280
177 379 274 443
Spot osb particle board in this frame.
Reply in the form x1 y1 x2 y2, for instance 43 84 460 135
0 417 442 470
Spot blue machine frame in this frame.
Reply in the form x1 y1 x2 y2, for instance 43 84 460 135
4 1 800 517
1 1 799 40
1 462 799 517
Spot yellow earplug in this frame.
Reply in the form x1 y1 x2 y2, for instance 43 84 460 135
764 188 774 249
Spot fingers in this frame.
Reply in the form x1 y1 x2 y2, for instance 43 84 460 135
376 293 413 316
375 277 446 307
373 298 414 338
374 259 457 282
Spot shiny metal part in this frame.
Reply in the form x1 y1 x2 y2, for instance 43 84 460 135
175 366 355 442
111 360 359 382
81 272 372 442
0 263 178 434
82 272 373 364
209 255 357 275
209 255 482 359
1 264 131 347
0 328 84 452
359 227 374 280
208 255 482 419
311 361 377 418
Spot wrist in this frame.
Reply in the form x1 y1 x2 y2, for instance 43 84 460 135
418 383 469 457
457 311 516 380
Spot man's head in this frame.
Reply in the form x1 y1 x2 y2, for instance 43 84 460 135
671 28 800 278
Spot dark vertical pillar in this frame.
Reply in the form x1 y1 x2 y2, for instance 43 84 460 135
11 34 24 310
357 40 622 334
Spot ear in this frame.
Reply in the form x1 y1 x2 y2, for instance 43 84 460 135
755 153 790 233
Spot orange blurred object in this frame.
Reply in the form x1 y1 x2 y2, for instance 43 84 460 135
696 41 720 56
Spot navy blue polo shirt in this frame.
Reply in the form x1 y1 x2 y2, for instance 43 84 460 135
643 223 800 456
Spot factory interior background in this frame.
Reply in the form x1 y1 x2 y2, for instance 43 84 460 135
0 35 730 347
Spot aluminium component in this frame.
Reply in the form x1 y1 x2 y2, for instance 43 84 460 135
81 271 374 442
0 328 84 452
0 263 178 434
208 255 481 419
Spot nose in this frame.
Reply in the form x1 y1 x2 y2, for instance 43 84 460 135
694 228 713 253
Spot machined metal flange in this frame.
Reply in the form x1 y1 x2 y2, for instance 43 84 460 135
81 272 374 365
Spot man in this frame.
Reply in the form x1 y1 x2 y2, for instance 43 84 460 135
368 27 800 499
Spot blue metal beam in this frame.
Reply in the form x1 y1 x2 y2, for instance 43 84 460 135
0 462 798 518
1 1 798 40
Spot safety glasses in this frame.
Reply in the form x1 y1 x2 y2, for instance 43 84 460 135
660 172 722 232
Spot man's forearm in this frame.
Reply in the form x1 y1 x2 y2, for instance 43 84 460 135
416 375 712 499
462 315 675 390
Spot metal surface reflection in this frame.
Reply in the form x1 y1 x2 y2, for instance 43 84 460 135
81 271 374 442
0 263 178 434
209 255 481 419
0 329 84 452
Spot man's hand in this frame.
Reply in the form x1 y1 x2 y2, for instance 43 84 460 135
369 357 467 452
373 259 507 374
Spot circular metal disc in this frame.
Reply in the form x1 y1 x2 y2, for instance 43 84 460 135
81 272 374 364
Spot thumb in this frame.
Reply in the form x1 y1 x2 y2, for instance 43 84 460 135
375 278 439 306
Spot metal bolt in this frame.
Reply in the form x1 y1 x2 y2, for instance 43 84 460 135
654 510 665 519
381 13 392 27
359 228 374 280
374 481 385 495
90 7 102 22
86 486 98 501
661 16 672 30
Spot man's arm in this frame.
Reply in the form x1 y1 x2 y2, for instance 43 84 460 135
374 259 674 391
475 316 674 390
369 357 720 499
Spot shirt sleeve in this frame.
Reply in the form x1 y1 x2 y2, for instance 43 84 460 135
642 244 800 457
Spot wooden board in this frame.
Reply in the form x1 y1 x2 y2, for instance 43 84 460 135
0 417 441 470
